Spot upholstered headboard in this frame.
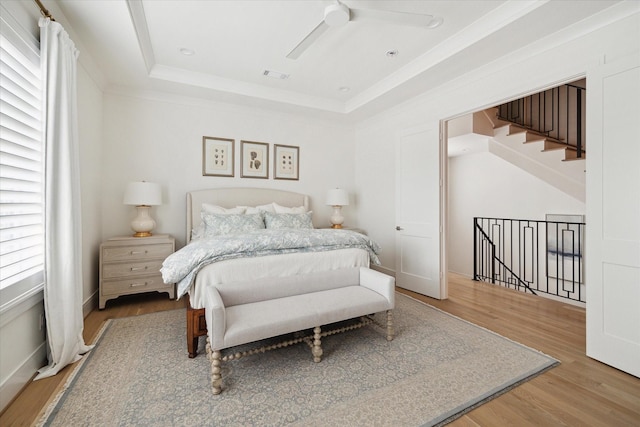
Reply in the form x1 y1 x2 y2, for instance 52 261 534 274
186 188 310 243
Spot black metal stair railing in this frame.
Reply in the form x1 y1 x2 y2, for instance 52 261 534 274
473 216 586 303
497 82 586 158
474 222 537 295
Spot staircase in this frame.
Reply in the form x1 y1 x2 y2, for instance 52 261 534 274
485 111 585 202
448 80 587 201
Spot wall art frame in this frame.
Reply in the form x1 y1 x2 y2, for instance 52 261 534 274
202 136 234 177
545 213 585 283
274 144 299 181
240 140 269 179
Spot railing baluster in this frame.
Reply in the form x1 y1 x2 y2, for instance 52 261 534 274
577 88 583 158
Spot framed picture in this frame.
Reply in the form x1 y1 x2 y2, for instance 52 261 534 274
546 214 585 283
202 136 234 177
241 140 269 179
274 144 299 180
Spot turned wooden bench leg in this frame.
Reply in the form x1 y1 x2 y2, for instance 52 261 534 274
386 310 394 341
312 326 323 362
210 350 222 395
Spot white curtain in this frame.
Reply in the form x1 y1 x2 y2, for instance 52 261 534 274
35 18 92 380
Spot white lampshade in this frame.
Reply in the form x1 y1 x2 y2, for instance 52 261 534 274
123 181 162 206
326 188 349 206
123 182 162 237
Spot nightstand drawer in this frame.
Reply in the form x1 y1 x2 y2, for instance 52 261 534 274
102 259 164 279
102 243 173 262
101 274 168 296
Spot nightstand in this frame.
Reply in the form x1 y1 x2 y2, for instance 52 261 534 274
99 234 175 309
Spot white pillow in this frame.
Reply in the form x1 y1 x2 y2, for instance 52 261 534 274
241 203 276 214
273 203 307 214
202 203 246 214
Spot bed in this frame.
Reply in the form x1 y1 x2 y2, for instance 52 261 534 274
165 187 379 358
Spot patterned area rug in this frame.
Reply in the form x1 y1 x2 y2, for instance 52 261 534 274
38 294 558 426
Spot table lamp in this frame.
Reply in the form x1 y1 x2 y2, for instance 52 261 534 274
123 181 162 237
326 188 349 229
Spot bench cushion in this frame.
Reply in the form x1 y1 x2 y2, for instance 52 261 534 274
222 286 390 349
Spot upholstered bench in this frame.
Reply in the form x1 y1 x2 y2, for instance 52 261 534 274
203 267 395 394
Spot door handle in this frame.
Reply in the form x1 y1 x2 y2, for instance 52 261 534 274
396 226 403 231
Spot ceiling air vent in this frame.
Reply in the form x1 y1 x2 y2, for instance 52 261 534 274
263 70 290 80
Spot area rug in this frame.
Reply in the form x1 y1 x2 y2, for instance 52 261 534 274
37 293 558 426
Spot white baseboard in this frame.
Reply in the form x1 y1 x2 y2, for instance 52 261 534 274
448 270 473 279
371 265 395 277
0 287 98 413
83 289 98 318
0 342 46 413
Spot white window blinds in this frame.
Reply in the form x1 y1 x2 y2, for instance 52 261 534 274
0 17 44 305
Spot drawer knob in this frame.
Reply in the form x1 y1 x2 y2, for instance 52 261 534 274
130 266 148 272
130 250 148 255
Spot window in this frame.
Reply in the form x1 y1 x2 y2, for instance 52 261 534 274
0 10 44 310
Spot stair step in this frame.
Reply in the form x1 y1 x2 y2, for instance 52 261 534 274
542 140 569 151
563 148 586 161
505 125 565 144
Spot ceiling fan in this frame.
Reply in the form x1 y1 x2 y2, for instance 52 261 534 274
286 1 443 59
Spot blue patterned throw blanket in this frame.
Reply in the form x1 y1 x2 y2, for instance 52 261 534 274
161 229 381 298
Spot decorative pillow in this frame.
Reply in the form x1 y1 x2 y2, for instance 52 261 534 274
273 203 307 214
202 203 246 214
241 203 276 214
201 212 265 237
264 211 314 230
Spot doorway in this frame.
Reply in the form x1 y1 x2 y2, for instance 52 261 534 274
443 79 587 295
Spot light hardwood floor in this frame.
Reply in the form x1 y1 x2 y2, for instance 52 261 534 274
1 274 639 426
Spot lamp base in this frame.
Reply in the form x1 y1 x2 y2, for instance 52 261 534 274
132 231 153 238
130 205 156 238
329 205 345 229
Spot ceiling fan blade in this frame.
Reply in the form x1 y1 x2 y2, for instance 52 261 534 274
286 21 330 60
351 8 442 28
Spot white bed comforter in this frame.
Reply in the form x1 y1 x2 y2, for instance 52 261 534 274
161 229 381 299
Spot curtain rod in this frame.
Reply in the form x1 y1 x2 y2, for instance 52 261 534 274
34 0 55 21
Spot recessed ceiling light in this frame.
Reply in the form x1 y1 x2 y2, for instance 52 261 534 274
179 48 195 56
386 49 399 58
338 86 350 92
263 70 290 80
426 16 444 29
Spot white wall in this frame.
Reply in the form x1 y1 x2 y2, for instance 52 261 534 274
354 8 638 276
448 151 585 277
101 91 356 248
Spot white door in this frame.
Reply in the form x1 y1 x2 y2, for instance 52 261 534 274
395 125 447 299
586 53 640 377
